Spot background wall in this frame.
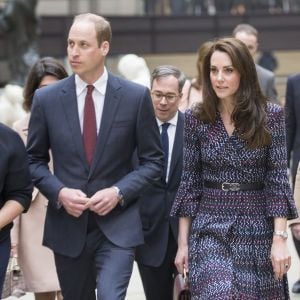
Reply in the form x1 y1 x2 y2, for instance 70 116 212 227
0 0 299 97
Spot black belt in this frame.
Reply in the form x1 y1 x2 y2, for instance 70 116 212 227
204 181 264 192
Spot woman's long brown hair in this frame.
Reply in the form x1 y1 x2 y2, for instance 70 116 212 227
193 37 271 149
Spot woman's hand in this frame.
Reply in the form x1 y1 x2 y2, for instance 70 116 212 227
11 244 18 257
270 236 291 280
175 217 191 274
175 244 189 274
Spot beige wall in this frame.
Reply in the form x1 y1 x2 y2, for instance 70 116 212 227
112 50 300 105
36 0 144 16
0 0 143 16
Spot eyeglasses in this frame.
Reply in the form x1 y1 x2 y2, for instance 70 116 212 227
151 91 179 102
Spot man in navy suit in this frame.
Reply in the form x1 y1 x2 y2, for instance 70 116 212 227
26 13 163 300
135 65 185 300
285 72 300 293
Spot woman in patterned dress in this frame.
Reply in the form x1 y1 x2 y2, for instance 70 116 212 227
171 37 298 299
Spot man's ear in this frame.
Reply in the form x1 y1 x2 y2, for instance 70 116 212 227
100 41 110 56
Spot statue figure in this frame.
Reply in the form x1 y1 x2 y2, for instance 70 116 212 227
0 0 39 86
0 84 26 127
117 54 151 88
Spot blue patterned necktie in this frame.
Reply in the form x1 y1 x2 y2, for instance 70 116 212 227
161 123 170 180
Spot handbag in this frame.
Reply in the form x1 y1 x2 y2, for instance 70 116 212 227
1 256 26 299
173 268 191 300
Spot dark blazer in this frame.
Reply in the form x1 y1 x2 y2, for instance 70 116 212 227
26 73 164 257
135 112 184 267
285 73 300 186
0 123 32 241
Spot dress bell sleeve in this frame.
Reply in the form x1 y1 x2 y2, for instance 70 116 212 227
265 105 298 220
171 110 202 217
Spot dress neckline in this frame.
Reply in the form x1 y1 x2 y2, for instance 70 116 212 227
217 110 235 138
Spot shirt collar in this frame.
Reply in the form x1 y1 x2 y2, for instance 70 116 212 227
157 111 178 127
75 67 108 96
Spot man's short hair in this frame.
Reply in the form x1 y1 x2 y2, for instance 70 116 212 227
232 23 258 39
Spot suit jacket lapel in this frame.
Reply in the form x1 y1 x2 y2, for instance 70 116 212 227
60 75 89 171
91 73 122 172
167 111 184 184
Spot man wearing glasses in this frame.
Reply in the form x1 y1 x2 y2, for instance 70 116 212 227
135 65 185 300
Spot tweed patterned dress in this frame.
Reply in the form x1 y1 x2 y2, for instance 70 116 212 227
171 103 298 300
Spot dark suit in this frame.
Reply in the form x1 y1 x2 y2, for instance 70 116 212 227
256 64 278 104
27 73 163 300
285 73 300 263
135 112 184 300
285 73 300 187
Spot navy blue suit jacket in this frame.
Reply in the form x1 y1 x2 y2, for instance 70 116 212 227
285 73 300 186
135 112 184 267
27 73 164 257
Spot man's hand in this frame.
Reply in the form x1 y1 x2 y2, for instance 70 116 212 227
58 187 89 218
89 187 120 216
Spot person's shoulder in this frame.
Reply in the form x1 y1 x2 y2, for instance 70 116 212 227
178 110 185 118
266 102 284 123
256 64 274 78
57 76 72 89
0 122 17 136
266 102 282 112
184 108 210 138
108 72 148 92
184 107 204 125
36 76 72 96
287 72 300 83
184 108 194 118
0 122 23 148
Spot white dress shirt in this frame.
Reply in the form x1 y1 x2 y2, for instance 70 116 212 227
75 67 108 134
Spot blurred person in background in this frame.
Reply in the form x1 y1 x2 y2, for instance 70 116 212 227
285 71 300 294
258 50 278 72
289 161 300 294
0 0 39 86
233 23 278 104
11 57 68 300
135 65 185 300
180 40 213 111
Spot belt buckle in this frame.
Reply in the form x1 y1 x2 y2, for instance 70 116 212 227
221 182 240 192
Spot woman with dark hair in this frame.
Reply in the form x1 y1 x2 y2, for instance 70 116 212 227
179 40 213 111
22 57 68 112
11 57 68 300
171 37 297 299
